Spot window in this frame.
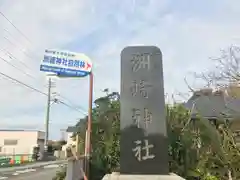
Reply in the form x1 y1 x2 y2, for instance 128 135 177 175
0 146 2 152
4 139 18 146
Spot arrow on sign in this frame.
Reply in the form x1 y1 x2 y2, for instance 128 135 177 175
86 63 91 70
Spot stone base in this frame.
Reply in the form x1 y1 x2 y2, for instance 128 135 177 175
102 172 185 180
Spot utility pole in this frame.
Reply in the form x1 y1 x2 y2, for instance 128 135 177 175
44 77 51 151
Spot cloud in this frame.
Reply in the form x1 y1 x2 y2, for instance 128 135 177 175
0 0 240 139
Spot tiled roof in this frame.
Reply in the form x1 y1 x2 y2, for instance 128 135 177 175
66 126 77 132
184 91 240 119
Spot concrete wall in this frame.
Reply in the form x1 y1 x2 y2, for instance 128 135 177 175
37 131 45 153
66 132 74 145
0 130 45 155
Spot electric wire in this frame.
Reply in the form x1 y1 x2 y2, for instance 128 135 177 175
0 56 36 80
0 10 88 115
0 70 86 115
0 10 32 43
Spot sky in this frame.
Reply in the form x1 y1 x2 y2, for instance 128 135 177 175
0 0 240 139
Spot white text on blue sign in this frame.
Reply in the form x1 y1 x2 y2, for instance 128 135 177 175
43 55 86 69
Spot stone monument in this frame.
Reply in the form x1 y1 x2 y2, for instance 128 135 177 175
102 46 185 180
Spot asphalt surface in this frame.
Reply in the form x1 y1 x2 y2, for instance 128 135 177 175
0 160 66 173
0 164 64 180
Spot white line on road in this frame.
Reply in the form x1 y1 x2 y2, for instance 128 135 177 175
16 169 36 173
9 168 58 180
43 164 59 169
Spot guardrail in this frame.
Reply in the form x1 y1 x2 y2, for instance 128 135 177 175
0 154 34 168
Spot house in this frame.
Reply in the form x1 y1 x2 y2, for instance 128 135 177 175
0 130 45 155
184 88 240 144
61 126 77 155
65 126 77 146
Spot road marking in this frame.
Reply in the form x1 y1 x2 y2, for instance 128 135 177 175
27 169 36 172
12 173 19 175
16 168 36 173
10 168 58 180
43 164 59 169
16 170 27 173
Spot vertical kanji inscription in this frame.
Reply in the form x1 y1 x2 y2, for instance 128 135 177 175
120 46 168 175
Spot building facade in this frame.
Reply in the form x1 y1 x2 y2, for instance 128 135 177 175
65 126 76 146
0 130 45 155
61 126 76 157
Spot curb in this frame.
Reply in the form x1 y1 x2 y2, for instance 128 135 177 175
0 160 67 173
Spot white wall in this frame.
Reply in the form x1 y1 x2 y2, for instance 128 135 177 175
0 131 45 155
66 132 74 145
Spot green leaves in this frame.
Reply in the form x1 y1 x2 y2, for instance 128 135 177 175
86 92 120 179
52 167 66 180
166 104 240 179
57 90 240 180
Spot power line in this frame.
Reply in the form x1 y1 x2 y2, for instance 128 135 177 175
59 100 87 116
1 45 87 114
0 71 86 114
3 28 39 71
0 11 88 115
57 93 87 114
2 32 84 110
0 71 47 96
0 56 36 80
0 10 32 43
4 50 34 72
3 36 34 59
0 11 38 79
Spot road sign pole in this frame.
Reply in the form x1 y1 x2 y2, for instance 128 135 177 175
40 49 93 176
84 72 93 179
44 77 51 151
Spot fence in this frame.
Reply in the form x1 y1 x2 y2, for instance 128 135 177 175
0 154 34 168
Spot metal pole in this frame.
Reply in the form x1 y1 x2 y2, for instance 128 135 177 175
85 72 93 179
44 77 51 151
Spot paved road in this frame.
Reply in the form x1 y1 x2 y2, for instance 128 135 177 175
0 164 63 180
8 168 58 180
0 160 66 173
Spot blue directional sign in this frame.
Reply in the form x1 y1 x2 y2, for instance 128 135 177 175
40 49 92 77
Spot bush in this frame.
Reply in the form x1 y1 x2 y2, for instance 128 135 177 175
52 167 66 180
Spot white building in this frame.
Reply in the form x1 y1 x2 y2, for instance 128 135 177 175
65 126 76 146
62 126 76 154
0 130 45 155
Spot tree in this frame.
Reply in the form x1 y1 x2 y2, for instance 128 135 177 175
48 140 67 151
167 104 240 180
89 90 120 180
54 89 240 180
194 46 240 96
